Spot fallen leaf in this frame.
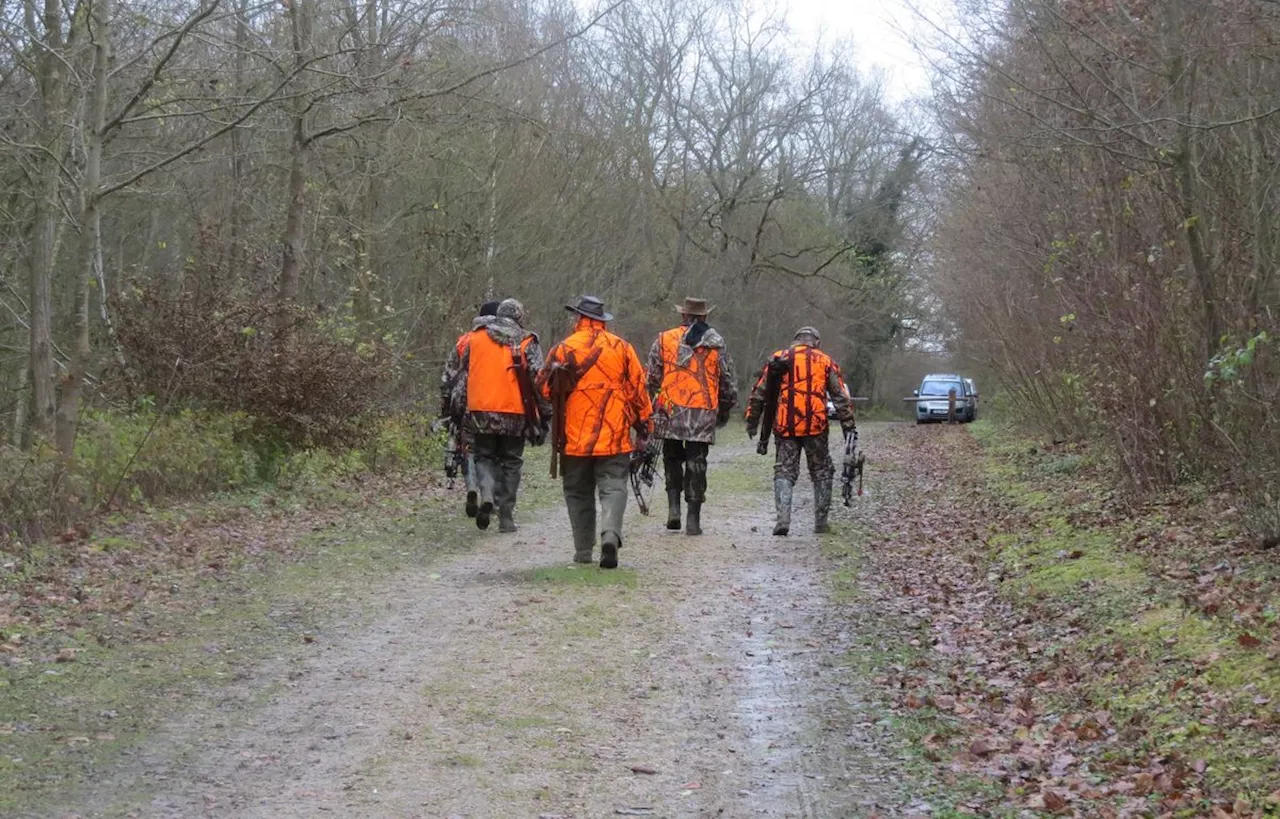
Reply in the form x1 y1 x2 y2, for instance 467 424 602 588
1237 632 1263 649
968 738 996 757
1042 789 1068 812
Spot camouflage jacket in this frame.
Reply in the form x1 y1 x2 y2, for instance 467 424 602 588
451 317 552 440
645 323 738 444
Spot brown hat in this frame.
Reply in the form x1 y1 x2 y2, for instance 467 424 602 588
675 297 713 316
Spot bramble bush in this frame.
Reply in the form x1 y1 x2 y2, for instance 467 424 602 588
111 282 392 451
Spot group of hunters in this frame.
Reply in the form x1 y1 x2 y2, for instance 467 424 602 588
439 295 858 569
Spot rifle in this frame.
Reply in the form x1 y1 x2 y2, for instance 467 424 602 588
756 353 790 455
544 346 603 478
510 342 544 443
545 364 574 478
841 430 865 506
629 437 660 515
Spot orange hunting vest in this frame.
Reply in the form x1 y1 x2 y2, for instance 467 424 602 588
655 326 720 413
466 331 532 415
770 345 836 437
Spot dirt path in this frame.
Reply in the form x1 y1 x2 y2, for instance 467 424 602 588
58 428 918 819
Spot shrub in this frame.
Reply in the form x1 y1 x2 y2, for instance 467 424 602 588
111 284 393 452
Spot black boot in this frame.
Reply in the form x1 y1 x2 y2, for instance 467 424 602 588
600 531 621 569
465 491 478 518
685 501 702 536
475 500 493 530
665 490 682 530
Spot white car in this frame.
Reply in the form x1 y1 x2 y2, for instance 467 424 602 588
913 374 976 423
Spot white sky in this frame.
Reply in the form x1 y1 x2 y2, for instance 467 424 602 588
780 0 955 103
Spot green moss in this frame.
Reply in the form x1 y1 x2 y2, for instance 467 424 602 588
526 566 639 587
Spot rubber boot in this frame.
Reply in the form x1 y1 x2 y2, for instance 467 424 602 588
685 501 702 536
498 507 517 533
814 478 833 534
599 531 621 569
465 491 479 518
572 529 594 563
475 500 493 530
773 479 793 536
665 490 682 531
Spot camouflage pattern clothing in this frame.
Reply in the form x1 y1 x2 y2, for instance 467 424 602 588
773 428 835 485
450 317 551 440
745 337 855 535
645 324 737 443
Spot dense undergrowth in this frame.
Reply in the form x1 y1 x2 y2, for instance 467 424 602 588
1 408 442 550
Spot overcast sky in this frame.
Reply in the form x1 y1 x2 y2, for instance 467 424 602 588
781 0 954 102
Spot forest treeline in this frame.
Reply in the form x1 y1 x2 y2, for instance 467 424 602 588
0 0 924 540
3 0 1278 543
931 0 1280 535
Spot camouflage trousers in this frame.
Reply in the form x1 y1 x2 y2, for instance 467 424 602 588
662 439 710 503
773 429 834 485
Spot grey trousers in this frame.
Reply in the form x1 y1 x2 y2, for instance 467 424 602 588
472 434 526 515
561 453 630 554
463 452 478 494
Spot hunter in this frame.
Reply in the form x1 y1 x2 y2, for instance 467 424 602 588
440 299 500 518
451 299 550 532
537 296 653 568
745 326 857 536
645 296 737 535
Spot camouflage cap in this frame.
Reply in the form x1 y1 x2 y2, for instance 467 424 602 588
794 326 821 345
497 298 525 323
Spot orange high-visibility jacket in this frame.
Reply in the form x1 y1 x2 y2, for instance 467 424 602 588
538 317 653 457
755 345 846 437
466 330 533 415
654 326 721 412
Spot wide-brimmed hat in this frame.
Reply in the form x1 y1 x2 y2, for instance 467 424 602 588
565 295 613 321
675 297 713 316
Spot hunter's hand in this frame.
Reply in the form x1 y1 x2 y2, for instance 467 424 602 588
841 419 858 434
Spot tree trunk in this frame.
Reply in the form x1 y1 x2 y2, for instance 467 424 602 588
56 0 110 458
227 0 250 285
277 0 313 332
27 0 67 444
